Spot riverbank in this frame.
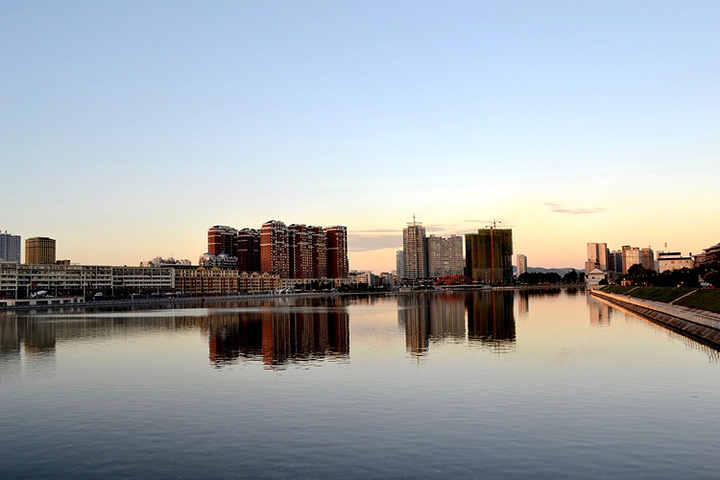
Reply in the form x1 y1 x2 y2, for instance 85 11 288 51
591 289 720 349
600 285 720 313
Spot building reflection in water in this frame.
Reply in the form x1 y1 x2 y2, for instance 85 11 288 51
467 291 515 351
207 304 350 369
516 291 529 316
399 291 516 356
587 296 612 326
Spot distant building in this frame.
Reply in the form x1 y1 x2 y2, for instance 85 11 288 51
427 234 464 278
516 254 527 276
0 231 21 263
621 245 640 273
208 221 347 280
403 219 427 280
465 228 513 284
586 268 606 289
199 252 238 269
608 250 623 274
325 225 348 279
208 225 238 257
237 228 260 272
657 251 694 272
175 268 280 294
25 237 56 265
309 226 327 279
260 220 290 278
696 242 720 266
396 250 406 280
639 247 654 270
141 256 192 267
585 242 608 272
289 224 314 279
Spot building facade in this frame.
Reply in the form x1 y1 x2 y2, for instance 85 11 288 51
465 228 513 284
237 228 260 272
622 245 640 273
260 220 291 278
325 225 348 279
639 247 655 270
208 225 238 257
396 250 406 281
0 262 175 299
427 235 464 278
585 242 609 272
516 254 527 277
208 221 347 280
0 232 21 263
403 220 427 280
608 250 623 274
25 237 56 265
657 251 694 272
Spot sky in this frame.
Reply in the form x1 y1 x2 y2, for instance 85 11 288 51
2 1 718 272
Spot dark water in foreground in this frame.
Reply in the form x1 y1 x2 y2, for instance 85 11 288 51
1 290 719 479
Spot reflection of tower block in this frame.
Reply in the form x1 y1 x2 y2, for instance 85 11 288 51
467 291 516 344
517 293 529 316
588 298 611 326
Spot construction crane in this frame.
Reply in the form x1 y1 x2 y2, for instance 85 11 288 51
465 218 506 229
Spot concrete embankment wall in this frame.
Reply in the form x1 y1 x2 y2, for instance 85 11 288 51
591 290 720 348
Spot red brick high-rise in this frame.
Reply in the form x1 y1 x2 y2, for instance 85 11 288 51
309 225 327 279
237 228 260 272
325 225 348 279
260 220 290 278
289 224 314 280
208 225 238 257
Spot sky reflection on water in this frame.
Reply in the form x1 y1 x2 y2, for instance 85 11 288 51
1 291 720 479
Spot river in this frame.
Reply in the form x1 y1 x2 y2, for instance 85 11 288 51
1 290 719 479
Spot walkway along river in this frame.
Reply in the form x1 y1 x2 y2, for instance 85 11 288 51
591 289 720 348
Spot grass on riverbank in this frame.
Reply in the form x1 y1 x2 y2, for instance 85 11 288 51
600 286 720 313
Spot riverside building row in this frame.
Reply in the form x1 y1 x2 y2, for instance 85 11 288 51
585 242 705 275
0 262 284 300
206 221 349 280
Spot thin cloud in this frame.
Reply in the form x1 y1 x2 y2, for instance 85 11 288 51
348 233 401 252
545 202 605 215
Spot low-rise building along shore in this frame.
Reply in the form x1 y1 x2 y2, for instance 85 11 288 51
0 262 357 301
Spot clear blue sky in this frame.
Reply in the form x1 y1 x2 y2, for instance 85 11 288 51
2 1 718 270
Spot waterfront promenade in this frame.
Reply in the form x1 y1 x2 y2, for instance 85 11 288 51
591 289 720 348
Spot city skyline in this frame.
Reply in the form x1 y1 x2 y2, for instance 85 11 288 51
2 2 718 272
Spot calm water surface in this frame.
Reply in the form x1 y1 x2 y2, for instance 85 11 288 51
1 290 719 479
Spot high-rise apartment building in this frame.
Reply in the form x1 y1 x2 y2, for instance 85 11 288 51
25 237 56 265
207 221 346 280
237 228 260 272
0 231 21 263
289 224 314 279
586 242 609 272
516 254 527 276
427 234 464 278
403 220 427 280
465 228 513 284
208 225 238 257
325 225 348 279
309 226 327 279
260 220 290 278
